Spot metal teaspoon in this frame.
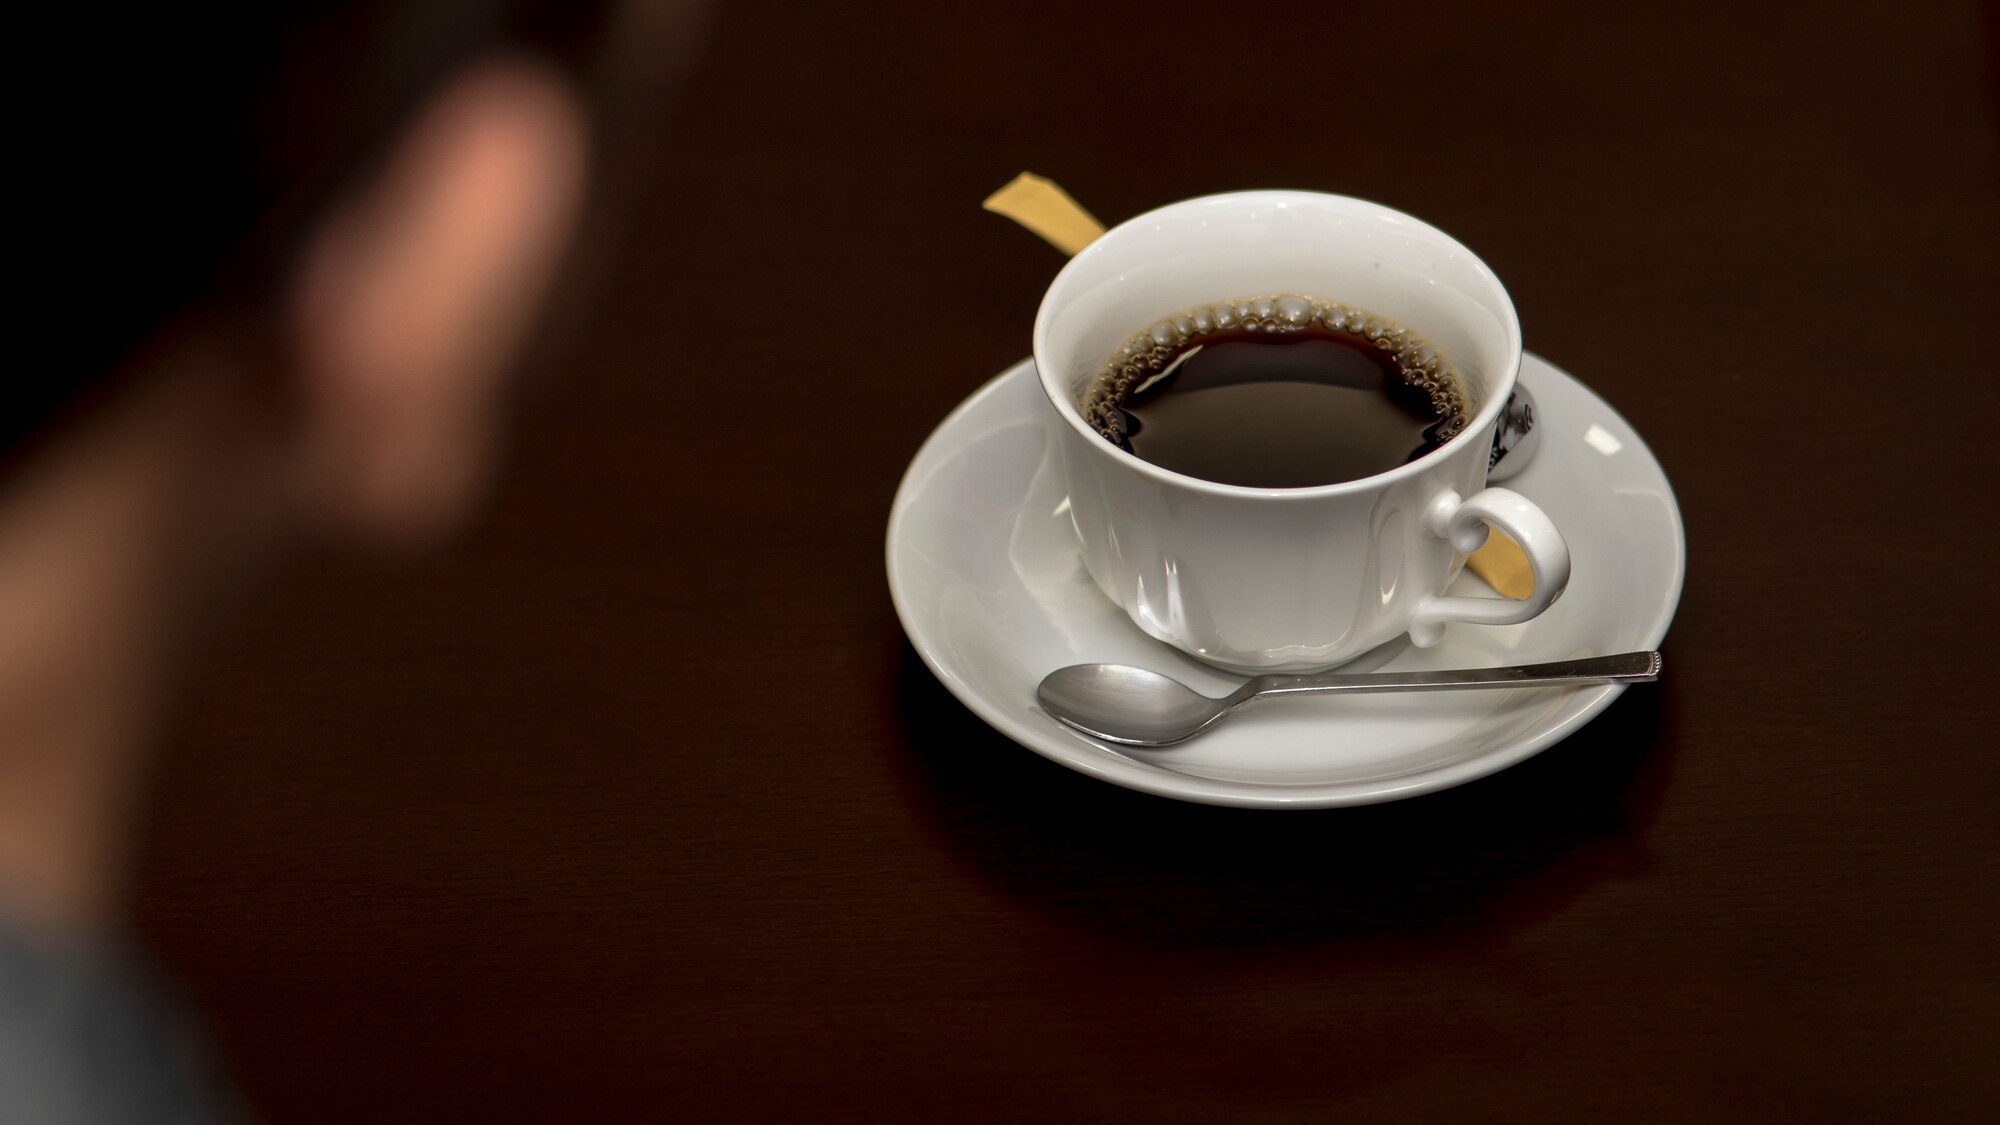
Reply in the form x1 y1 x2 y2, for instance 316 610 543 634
1036 651 1661 746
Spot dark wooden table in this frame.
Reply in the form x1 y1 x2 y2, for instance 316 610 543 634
132 1 2000 1120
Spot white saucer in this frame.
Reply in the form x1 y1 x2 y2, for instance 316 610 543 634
886 353 1684 809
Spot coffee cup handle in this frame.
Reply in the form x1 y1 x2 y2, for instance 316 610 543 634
1409 488 1572 647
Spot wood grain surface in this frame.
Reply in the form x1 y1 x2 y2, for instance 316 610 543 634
132 1 2000 1120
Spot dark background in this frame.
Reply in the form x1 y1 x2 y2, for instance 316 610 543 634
133 1 1998 1120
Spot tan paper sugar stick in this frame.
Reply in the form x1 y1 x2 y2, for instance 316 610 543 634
982 173 1106 256
983 173 1533 601
1465 529 1533 600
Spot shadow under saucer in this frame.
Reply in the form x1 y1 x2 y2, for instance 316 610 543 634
890 642 1679 951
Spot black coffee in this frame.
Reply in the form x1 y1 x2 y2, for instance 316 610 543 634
1082 296 1469 488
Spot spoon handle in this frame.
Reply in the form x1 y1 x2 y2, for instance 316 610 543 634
1243 651 1661 701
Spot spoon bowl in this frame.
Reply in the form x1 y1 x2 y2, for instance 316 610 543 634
1034 663 1237 747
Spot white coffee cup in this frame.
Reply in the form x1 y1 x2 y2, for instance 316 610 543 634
1032 190 1570 673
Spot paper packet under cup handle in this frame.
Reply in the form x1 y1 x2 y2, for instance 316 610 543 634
1410 487 1571 647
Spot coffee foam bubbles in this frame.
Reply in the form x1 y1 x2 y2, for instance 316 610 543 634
1082 295 1470 448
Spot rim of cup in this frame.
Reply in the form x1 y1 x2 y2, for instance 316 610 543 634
1030 190 1524 500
